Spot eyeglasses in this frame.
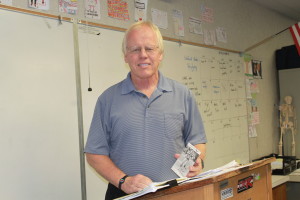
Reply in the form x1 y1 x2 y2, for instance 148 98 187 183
126 45 159 54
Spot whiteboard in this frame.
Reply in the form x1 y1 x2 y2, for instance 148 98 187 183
79 25 250 199
0 9 82 200
161 41 249 169
79 24 129 200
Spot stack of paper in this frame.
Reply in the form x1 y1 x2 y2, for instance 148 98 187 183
114 160 241 200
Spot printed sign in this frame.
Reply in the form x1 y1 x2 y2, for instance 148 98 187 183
237 176 253 193
221 188 233 200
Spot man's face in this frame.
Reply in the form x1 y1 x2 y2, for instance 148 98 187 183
124 26 163 81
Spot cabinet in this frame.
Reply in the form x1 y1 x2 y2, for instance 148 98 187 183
272 183 286 200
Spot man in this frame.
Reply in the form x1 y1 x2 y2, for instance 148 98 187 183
84 21 207 200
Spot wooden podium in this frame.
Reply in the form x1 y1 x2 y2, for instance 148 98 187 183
137 158 275 200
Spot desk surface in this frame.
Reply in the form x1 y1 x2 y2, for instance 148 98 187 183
272 169 300 188
289 168 300 182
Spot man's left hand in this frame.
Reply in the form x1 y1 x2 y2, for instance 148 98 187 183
174 154 203 178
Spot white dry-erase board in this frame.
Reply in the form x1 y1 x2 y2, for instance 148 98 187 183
79 25 250 199
0 9 82 200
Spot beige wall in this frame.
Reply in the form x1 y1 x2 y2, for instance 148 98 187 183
9 0 296 170
1 1 297 199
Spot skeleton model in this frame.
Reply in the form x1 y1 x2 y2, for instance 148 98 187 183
279 96 297 156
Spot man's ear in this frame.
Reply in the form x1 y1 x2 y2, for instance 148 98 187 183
159 53 163 62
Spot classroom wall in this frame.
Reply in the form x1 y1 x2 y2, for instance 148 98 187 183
1 0 297 200
247 31 294 160
10 0 295 163
10 0 295 51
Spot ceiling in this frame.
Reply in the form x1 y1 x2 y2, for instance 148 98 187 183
250 0 300 21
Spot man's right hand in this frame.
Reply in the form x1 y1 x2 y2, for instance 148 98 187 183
121 174 152 194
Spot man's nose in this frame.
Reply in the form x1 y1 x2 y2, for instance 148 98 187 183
139 48 148 57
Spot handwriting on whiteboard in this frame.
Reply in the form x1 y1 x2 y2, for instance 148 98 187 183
180 52 246 128
162 43 249 168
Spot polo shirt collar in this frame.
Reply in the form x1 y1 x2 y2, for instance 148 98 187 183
121 71 173 95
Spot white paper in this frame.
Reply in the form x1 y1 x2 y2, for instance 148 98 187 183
251 111 260 125
248 124 257 138
172 9 184 36
204 29 216 46
151 8 168 29
28 0 49 10
171 143 200 178
134 0 148 21
178 160 240 184
114 182 168 200
85 0 101 19
216 27 227 43
271 158 283 170
245 79 252 99
0 0 12 5
244 59 253 76
189 17 203 35
115 160 241 200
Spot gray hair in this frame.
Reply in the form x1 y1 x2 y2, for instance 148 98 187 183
122 21 164 55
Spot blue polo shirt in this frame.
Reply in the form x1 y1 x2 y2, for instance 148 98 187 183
84 71 207 182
